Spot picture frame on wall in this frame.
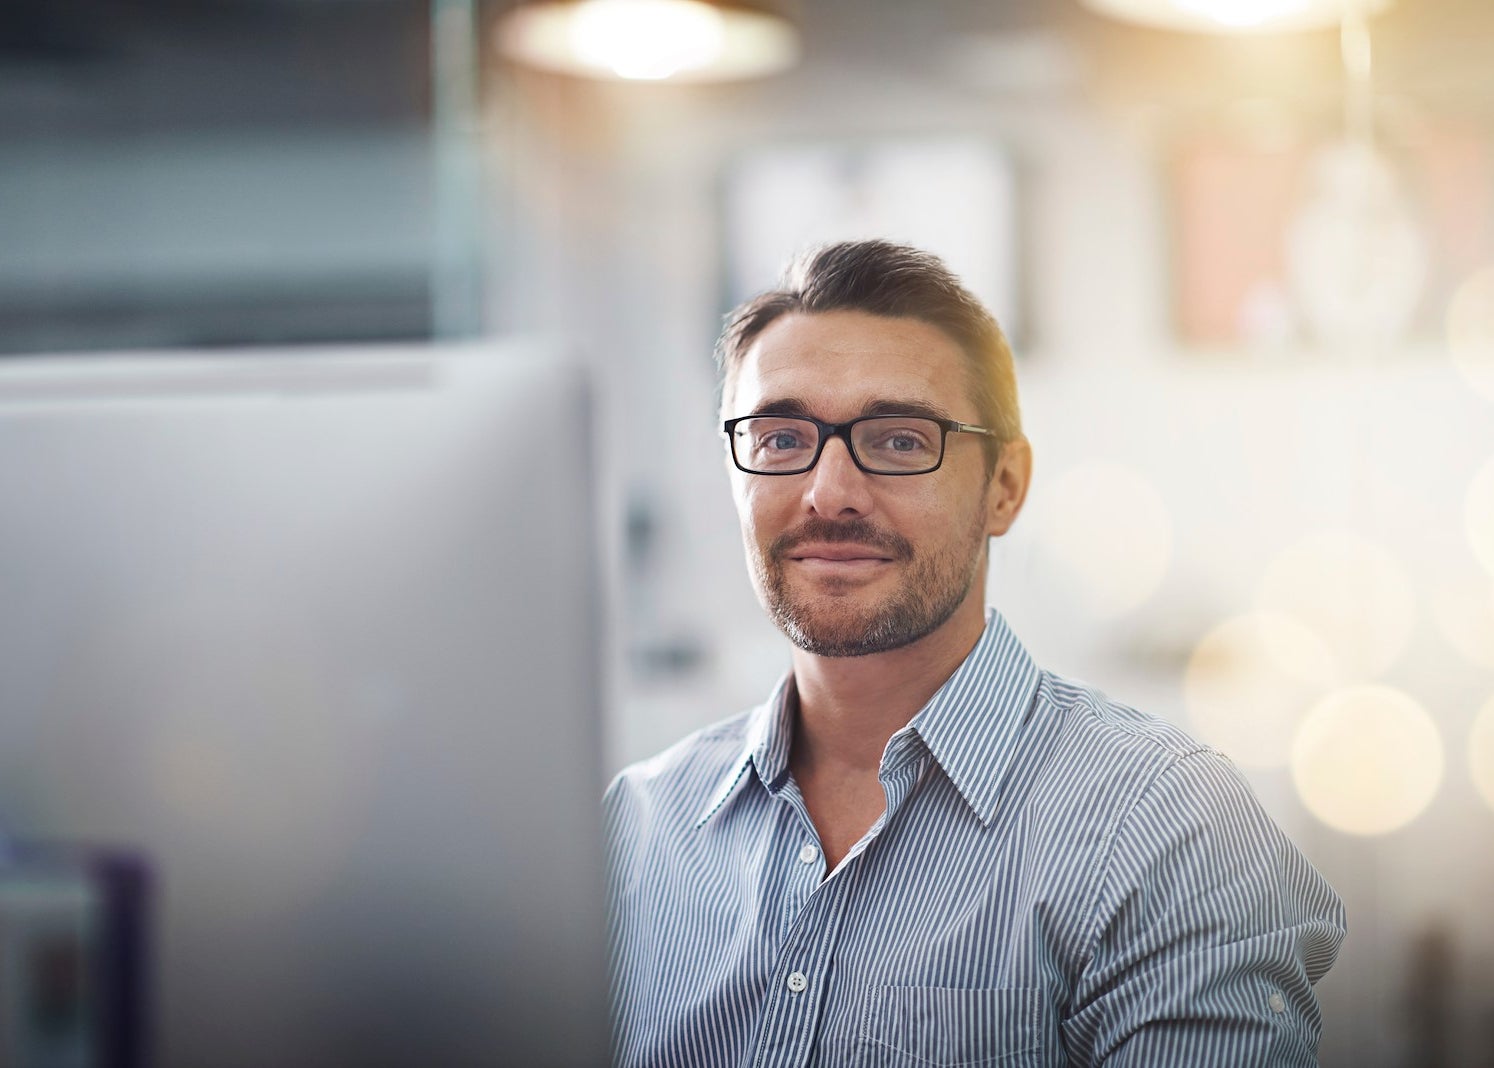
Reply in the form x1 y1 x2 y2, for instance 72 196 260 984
719 137 1024 349
1170 120 1494 352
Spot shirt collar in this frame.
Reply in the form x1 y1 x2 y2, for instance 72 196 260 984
695 673 796 828
901 608 1041 827
695 609 1040 829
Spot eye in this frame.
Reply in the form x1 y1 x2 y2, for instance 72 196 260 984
867 426 933 451
739 418 816 457
762 430 804 451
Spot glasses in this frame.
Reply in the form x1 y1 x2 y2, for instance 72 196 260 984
722 413 995 476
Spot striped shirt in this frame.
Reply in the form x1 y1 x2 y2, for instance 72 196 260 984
605 609 1346 1067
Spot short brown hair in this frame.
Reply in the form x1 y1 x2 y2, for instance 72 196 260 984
716 240 1022 468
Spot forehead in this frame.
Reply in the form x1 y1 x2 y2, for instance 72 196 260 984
727 310 974 419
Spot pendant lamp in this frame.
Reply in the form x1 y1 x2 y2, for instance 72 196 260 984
1079 0 1392 34
496 0 799 82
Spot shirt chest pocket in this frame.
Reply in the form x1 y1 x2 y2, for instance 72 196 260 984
858 985 1048 1067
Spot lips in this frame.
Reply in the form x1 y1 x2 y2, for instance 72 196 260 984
787 543 895 563
767 520 914 569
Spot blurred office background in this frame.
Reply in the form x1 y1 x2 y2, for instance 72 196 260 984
4 0 1494 1065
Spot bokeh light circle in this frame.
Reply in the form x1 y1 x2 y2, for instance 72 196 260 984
1467 456 1494 579
1035 460 1173 620
1431 578 1494 670
1257 530 1416 680
1183 612 1338 768
1470 695 1494 816
1291 685 1443 836
1447 266 1494 404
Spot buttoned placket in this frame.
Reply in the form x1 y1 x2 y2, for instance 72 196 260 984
749 735 932 1068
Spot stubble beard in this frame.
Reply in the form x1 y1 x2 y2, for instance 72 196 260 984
749 510 989 658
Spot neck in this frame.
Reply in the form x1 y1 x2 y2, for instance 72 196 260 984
788 590 989 774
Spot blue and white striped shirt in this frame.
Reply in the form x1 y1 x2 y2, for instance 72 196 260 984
605 609 1346 1066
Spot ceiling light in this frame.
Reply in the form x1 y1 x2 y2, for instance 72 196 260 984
497 0 799 82
1079 0 1393 34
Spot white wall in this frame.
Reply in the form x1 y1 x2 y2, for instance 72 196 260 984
480 48 1494 1068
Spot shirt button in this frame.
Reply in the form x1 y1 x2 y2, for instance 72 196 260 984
786 971 807 993
798 843 819 864
1268 992 1286 1014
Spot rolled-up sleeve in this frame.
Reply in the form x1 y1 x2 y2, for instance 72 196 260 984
1063 749 1347 1067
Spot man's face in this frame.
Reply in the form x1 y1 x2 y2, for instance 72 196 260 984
723 309 1024 658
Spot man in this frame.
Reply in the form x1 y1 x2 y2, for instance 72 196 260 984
605 240 1345 1066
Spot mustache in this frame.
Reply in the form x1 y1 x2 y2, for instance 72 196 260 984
768 517 914 562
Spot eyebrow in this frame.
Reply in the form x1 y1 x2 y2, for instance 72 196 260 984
745 397 955 422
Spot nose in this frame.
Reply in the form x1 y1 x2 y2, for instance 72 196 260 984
803 434 874 519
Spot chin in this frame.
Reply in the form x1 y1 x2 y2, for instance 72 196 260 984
773 596 953 659
750 537 981 658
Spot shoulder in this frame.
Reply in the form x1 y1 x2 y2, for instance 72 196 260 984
1031 674 1340 931
1039 672 1270 827
1040 670 1212 768
602 706 762 903
603 706 756 826
1021 670 1226 817
1015 670 1295 892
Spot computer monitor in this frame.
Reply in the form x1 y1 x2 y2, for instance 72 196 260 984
0 843 149 1068
0 343 609 1067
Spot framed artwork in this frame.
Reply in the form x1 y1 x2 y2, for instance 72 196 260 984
1170 121 1494 349
720 137 1023 346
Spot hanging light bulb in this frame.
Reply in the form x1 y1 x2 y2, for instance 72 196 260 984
1285 140 1428 349
1279 0 1427 349
497 0 799 83
568 0 724 79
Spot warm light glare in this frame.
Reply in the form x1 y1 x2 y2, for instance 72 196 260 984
1079 0 1392 34
1447 267 1494 405
1176 0 1308 28
1257 530 1415 680
1340 10 1372 81
569 0 724 80
498 0 799 82
1183 612 1337 768
1035 460 1173 620
1471 696 1494 816
1292 685 1443 836
1432 579 1494 670
1467 457 1494 579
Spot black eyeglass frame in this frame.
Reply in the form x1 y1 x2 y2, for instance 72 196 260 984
721 413 997 476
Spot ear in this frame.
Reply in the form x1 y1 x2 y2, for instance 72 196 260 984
984 436 1032 538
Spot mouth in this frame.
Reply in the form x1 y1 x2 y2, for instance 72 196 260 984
785 544 897 570
766 522 913 578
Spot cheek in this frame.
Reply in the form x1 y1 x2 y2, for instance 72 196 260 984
889 475 983 538
733 479 800 541
731 476 771 529
886 479 949 519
